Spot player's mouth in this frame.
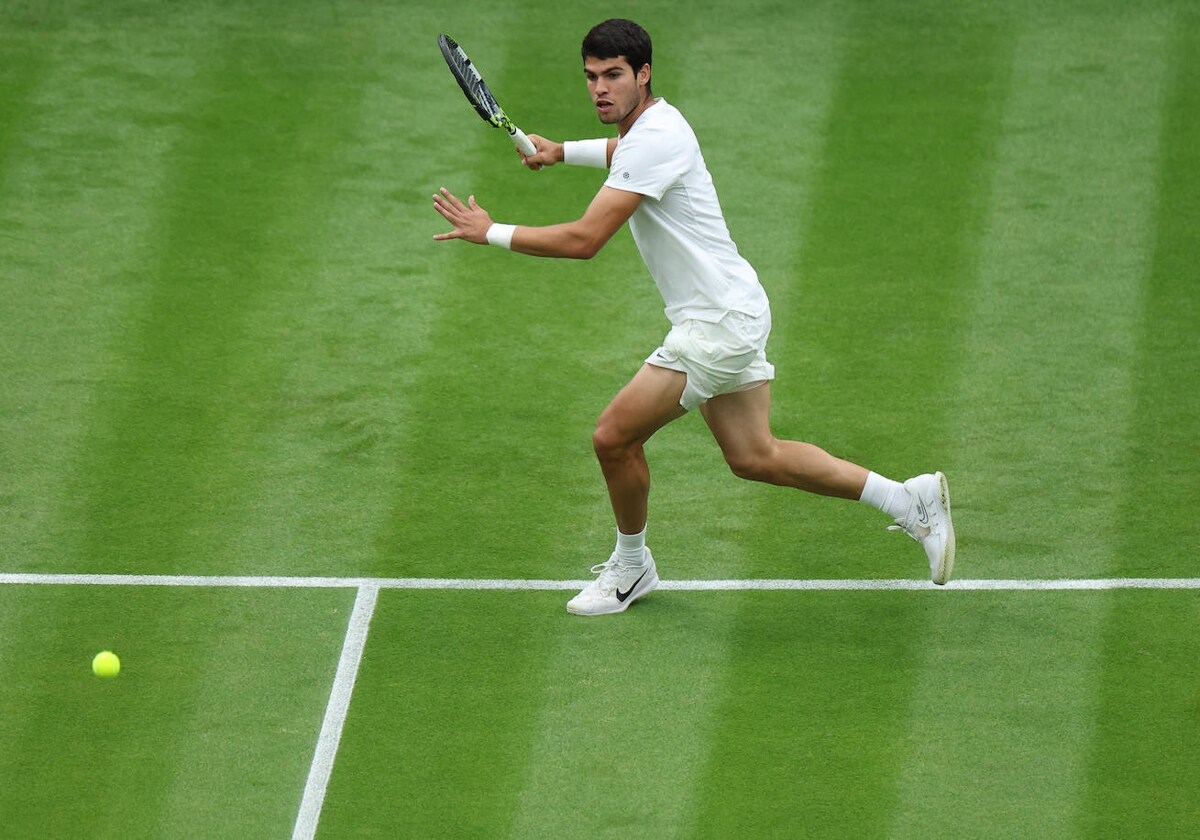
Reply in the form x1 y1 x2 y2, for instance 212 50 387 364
596 99 613 115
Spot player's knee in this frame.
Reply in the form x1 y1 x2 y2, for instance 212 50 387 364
592 420 627 463
725 450 772 483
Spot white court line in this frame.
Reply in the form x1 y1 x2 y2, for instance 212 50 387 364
292 584 379 840
1 573 1199 590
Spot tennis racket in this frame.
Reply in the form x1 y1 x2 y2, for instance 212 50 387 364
438 33 537 157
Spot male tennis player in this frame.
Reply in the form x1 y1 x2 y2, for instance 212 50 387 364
433 19 955 616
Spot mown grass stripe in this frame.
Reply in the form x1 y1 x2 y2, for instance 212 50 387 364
0 13 200 569
1080 4 1200 834
890 6 1173 838
691 3 1017 835
0 6 385 836
0 7 60 195
55 19 369 578
502 7 851 836
318 11 618 833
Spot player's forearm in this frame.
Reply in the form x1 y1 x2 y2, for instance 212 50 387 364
485 184 637 257
509 221 610 260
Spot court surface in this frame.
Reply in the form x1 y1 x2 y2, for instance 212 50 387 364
2 0 1197 837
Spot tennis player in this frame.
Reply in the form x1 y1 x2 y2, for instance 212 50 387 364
432 19 955 615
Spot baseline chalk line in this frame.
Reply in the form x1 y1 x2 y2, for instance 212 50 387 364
2 573 1198 591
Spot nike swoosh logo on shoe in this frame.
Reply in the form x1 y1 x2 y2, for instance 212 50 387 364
616 569 648 603
916 499 931 527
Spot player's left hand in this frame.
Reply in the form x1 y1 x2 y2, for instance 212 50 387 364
432 187 493 244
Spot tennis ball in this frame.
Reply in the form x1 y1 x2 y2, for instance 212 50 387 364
92 650 120 679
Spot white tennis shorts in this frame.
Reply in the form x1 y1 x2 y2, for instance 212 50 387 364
646 310 776 410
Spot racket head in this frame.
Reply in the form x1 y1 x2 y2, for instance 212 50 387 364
438 34 505 127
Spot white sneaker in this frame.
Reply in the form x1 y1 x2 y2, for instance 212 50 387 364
566 548 659 616
889 472 956 585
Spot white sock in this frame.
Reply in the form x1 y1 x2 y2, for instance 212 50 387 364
615 526 647 565
859 472 910 521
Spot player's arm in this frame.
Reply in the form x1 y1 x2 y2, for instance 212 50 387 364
508 185 639 258
432 185 641 260
520 136 618 171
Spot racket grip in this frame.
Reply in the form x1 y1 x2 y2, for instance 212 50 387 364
510 127 537 157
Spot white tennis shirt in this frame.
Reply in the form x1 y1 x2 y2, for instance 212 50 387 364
605 99 769 325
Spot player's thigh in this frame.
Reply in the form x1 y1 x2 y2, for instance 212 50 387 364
595 364 688 449
699 381 775 462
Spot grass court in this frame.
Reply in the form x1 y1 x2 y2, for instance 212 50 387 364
1 0 1198 836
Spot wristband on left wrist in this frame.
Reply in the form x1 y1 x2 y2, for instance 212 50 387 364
486 223 516 249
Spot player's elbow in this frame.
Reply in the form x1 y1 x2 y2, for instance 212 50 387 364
575 240 603 260
559 221 609 260
569 230 608 260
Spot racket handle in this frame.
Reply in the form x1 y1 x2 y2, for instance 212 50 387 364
510 126 537 157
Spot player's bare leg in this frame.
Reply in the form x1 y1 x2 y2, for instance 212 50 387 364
592 364 689 533
567 364 686 616
700 382 955 583
699 382 868 497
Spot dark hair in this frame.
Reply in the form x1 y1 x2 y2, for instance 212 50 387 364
582 19 652 87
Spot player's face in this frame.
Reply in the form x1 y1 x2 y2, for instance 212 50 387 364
584 55 650 132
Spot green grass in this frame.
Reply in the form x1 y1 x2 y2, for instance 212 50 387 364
1 0 1198 837
0 584 353 836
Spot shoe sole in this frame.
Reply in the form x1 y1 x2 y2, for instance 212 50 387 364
566 568 659 616
933 471 956 585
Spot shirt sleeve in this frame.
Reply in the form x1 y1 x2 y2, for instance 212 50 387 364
604 120 685 201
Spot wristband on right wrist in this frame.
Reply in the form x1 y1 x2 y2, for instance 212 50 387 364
563 138 609 169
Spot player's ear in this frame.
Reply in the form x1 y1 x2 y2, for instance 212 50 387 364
638 64 651 88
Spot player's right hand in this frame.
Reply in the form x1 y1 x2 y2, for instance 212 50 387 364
520 134 562 171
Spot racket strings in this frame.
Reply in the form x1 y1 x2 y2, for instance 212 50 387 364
439 34 522 139
450 50 502 121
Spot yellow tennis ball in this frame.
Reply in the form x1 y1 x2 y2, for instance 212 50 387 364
92 651 120 679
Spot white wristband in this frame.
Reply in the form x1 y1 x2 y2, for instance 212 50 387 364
563 138 609 169
485 223 516 250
